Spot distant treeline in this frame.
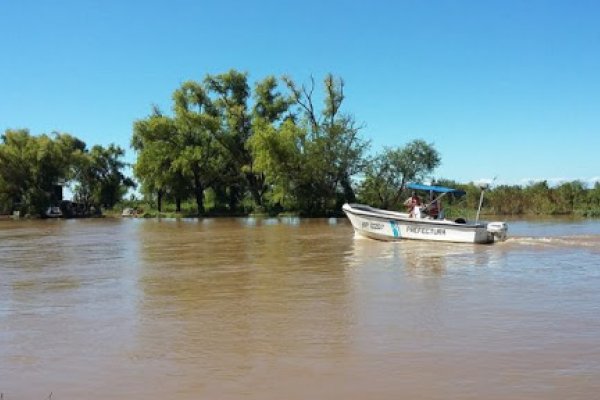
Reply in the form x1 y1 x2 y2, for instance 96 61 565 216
429 179 600 218
2 69 598 218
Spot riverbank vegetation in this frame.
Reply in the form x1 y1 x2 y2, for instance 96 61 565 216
0 129 133 216
429 179 600 218
2 69 599 218
130 70 439 217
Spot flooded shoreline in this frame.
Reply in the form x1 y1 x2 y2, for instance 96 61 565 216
1 218 600 399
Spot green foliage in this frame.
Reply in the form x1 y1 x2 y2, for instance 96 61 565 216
0 129 132 216
357 140 441 209
132 71 370 216
6 69 599 219
275 74 370 215
132 111 183 211
249 75 371 215
173 81 224 213
73 144 134 210
249 118 304 209
439 179 600 217
133 70 596 218
204 70 273 208
0 130 79 215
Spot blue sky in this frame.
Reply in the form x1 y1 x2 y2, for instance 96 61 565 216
1 0 599 186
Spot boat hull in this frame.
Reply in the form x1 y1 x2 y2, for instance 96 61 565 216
343 203 497 244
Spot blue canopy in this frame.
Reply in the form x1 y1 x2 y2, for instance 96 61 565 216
406 183 466 196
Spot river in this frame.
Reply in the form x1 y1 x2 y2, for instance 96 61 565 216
1 217 599 399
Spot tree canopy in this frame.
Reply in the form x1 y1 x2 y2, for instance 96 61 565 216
132 71 373 216
6 69 596 218
0 129 133 216
357 140 441 209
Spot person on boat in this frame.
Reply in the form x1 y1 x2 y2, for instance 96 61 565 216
405 191 422 218
427 195 442 219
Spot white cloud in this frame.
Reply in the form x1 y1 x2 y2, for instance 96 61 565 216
587 177 600 186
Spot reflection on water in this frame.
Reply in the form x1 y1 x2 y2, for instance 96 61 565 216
1 218 600 399
134 218 354 394
348 235 500 276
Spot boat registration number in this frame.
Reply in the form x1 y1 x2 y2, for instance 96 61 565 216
362 221 384 230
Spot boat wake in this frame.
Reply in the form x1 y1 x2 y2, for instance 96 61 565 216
504 235 600 250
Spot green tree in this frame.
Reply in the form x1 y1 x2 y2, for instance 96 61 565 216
555 180 586 214
280 74 370 214
73 144 135 211
172 81 224 214
253 76 291 123
249 118 306 210
204 70 267 209
522 181 555 214
585 182 600 216
203 70 297 211
133 83 224 215
132 110 189 212
358 140 440 209
0 129 84 215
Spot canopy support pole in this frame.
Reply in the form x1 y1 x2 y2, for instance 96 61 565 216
476 189 485 223
423 192 448 210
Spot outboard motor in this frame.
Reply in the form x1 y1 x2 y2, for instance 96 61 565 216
487 221 508 241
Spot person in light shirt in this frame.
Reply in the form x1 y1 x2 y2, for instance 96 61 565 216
404 191 422 218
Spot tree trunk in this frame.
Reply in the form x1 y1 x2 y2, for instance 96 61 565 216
193 174 204 215
157 189 163 213
246 173 263 208
340 174 356 203
228 186 239 212
195 188 204 215
175 197 181 213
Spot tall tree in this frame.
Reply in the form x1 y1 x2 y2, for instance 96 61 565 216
249 118 306 210
555 180 586 214
205 70 272 209
281 74 370 214
0 129 84 215
358 140 441 209
132 110 189 212
74 144 135 211
172 81 223 214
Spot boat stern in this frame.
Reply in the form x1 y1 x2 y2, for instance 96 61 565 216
486 221 508 242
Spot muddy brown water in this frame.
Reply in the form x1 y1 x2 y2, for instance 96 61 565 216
1 217 600 399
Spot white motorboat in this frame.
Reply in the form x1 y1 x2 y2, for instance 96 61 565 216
343 183 508 244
